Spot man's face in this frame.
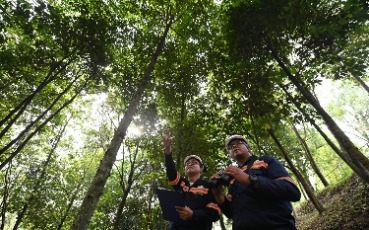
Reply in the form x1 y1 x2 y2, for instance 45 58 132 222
185 159 202 176
227 140 250 159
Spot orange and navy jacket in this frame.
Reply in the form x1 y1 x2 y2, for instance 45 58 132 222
219 155 301 230
165 154 220 230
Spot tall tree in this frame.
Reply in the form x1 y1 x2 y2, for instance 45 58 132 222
71 4 174 229
273 55 369 182
325 80 369 146
279 83 362 177
268 128 325 213
112 139 146 230
0 163 13 230
12 118 70 229
222 0 369 183
0 0 111 169
291 122 329 187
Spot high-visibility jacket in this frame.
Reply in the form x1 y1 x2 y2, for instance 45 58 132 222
219 155 301 230
165 154 220 230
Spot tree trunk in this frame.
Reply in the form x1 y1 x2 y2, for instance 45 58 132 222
219 214 227 230
270 48 369 184
339 61 369 95
57 176 85 230
113 145 140 230
279 84 363 176
112 185 132 230
0 74 81 157
0 51 77 133
0 79 84 170
1 164 12 230
291 123 329 187
268 128 325 213
177 93 186 168
13 118 69 230
296 179 308 200
71 17 173 230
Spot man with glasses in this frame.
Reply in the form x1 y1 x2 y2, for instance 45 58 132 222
210 135 301 230
162 130 220 230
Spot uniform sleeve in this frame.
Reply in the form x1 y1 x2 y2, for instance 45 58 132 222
256 156 301 201
257 177 301 201
191 189 220 222
164 154 183 190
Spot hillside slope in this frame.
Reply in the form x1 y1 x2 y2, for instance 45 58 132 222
295 174 369 230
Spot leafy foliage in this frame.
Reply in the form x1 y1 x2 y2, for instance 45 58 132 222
1 0 369 229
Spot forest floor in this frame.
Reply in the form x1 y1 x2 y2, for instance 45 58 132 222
295 174 369 230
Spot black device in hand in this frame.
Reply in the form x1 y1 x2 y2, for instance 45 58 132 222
209 173 233 189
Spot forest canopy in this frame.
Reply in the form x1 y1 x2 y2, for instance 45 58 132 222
1 0 369 229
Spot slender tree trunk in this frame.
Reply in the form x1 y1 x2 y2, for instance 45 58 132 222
112 187 131 230
296 179 308 200
291 123 329 187
219 214 227 230
268 128 325 213
177 93 186 168
1 164 12 230
279 84 363 175
0 74 81 156
249 115 262 153
71 17 173 230
270 48 369 184
0 78 85 170
13 119 69 229
113 145 139 230
146 180 155 230
300 170 316 192
0 51 77 137
57 176 85 230
339 61 369 95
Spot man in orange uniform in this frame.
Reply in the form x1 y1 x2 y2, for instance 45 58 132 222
162 130 220 230
211 135 301 230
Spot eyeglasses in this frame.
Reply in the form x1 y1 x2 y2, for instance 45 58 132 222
185 160 200 166
227 140 246 150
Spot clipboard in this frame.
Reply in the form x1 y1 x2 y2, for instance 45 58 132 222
156 188 187 224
